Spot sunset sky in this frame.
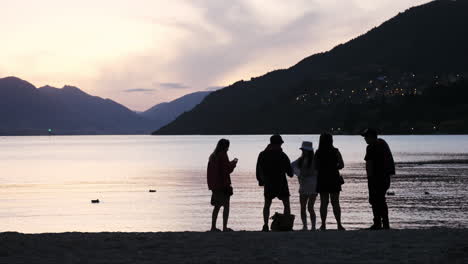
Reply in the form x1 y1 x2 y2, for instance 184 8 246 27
0 0 430 111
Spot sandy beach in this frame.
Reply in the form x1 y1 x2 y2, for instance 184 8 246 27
1 228 467 263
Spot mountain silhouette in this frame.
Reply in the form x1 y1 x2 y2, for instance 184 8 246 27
154 0 468 135
0 77 154 135
140 91 211 130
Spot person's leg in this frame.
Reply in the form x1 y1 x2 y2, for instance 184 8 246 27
308 194 318 230
211 205 221 231
379 190 389 229
263 198 272 231
370 202 381 228
330 192 345 230
281 196 291 215
222 197 231 231
319 192 329 230
299 195 308 230
368 187 382 229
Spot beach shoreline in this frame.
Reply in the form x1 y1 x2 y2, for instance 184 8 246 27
1 228 467 263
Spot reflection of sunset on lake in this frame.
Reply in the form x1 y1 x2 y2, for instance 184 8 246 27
1 135 467 233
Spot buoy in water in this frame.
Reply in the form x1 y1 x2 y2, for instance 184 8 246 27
149 190 156 193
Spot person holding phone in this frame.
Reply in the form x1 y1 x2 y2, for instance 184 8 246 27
207 138 238 232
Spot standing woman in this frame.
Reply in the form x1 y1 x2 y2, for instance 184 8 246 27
315 133 345 231
207 139 238 232
291 141 318 231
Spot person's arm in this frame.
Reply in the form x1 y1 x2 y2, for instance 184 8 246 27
207 160 213 190
366 160 374 178
384 142 396 176
284 154 293 178
256 153 264 186
336 150 344 170
220 152 236 174
291 159 300 177
207 158 220 190
364 145 374 178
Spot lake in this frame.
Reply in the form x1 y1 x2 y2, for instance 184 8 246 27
1 135 467 233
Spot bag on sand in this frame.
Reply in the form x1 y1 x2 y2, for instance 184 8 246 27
271 212 295 231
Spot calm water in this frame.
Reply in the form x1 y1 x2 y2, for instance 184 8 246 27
0 135 467 233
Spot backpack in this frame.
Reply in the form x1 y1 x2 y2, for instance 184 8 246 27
270 212 295 231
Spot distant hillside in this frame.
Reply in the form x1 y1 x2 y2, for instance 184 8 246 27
0 77 154 135
140 91 211 130
155 0 468 135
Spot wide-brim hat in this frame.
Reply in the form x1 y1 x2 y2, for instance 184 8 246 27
299 141 313 151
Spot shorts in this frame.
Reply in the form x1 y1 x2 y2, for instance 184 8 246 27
210 186 233 206
264 192 290 201
264 183 290 201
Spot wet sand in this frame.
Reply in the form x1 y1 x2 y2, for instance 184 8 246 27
1 228 467 263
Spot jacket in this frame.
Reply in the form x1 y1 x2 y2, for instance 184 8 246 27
207 152 236 190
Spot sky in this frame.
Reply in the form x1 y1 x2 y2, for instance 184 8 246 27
0 0 431 111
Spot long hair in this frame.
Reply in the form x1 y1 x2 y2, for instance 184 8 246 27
318 133 333 151
209 138 230 162
298 149 314 168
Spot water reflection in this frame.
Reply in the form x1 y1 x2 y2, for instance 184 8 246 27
0 135 467 233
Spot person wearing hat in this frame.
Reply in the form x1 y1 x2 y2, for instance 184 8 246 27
315 133 346 231
291 141 318 231
361 128 395 230
256 134 293 232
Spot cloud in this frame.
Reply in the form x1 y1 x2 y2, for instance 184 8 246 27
92 0 429 111
124 88 156 93
160 1 334 89
159 82 190 89
1 0 431 111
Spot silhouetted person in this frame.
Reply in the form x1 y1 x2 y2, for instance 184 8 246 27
315 133 345 231
256 134 293 232
291 141 318 231
207 139 238 232
361 128 395 230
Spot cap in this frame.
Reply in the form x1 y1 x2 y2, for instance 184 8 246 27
361 128 378 138
270 134 284 144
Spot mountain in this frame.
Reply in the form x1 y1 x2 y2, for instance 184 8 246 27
140 91 211 130
154 0 468 135
0 77 154 135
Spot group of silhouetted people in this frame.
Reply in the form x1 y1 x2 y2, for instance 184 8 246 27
207 129 395 232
